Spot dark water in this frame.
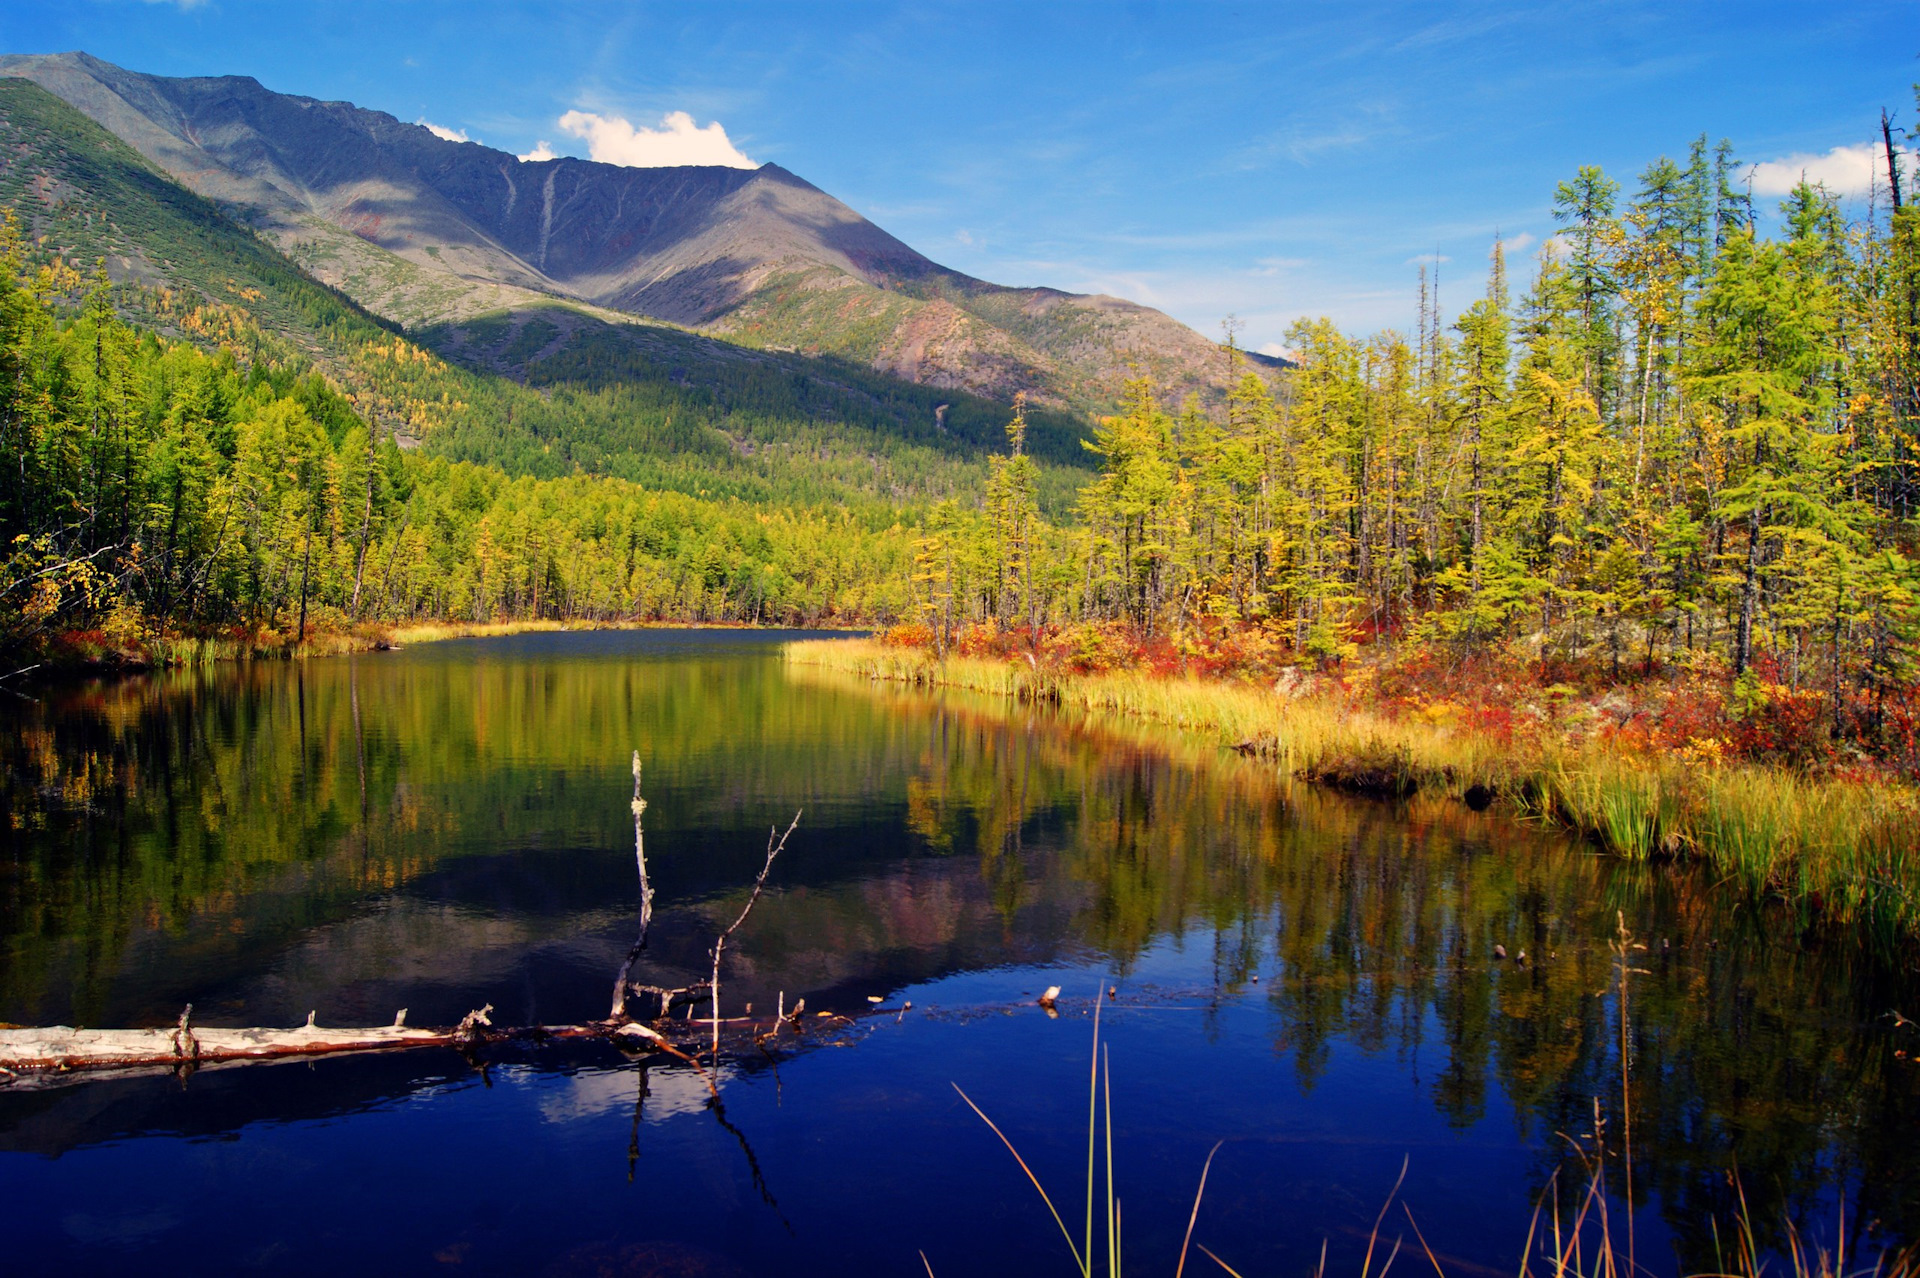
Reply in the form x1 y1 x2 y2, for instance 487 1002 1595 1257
2 630 1916 1277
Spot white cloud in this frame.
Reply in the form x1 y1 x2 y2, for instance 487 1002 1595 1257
556 109 756 169
517 140 557 163
1258 342 1297 360
419 120 473 144
1746 141 1915 199
1503 232 1537 254
1404 252 1451 266
955 229 979 247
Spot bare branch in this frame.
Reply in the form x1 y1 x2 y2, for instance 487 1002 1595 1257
609 750 656 1019
710 810 802 1066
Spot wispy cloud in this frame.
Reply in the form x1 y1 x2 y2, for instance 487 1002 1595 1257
1747 140 1914 199
418 120 474 144
557 109 755 169
1250 257 1308 277
1389 10 1527 52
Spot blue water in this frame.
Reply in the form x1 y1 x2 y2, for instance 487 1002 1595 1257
1 630 1911 1275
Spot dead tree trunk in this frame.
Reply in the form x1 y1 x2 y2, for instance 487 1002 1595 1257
0 1004 499 1082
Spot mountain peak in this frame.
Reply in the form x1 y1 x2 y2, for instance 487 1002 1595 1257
2 51 1274 409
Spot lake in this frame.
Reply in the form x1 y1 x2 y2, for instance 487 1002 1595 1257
2 629 1914 1276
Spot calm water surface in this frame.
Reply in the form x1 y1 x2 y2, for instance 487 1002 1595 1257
2 630 1916 1276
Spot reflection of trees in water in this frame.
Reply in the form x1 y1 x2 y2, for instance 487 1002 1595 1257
5 655 1917 1260
0 652 921 1025
884 688 1920 1263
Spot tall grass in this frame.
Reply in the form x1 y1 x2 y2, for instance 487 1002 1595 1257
383 618 574 647
787 639 1920 938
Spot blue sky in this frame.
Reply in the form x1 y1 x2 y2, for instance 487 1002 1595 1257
4 1 1916 354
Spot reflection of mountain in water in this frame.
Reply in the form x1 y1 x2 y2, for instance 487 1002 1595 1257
2 632 1917 1261
0 1040 741 1160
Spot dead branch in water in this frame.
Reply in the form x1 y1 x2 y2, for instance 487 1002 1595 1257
611 750 663 1020
709 811 802 1067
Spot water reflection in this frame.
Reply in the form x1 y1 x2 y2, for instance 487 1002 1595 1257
1 631 1915 1272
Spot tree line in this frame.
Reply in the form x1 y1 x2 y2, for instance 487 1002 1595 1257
7 115 1918 698
913 129 1920 715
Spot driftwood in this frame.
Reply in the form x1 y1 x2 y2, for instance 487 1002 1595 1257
0 1003 504 1079
607 750 735 1025
0 1001 837 1090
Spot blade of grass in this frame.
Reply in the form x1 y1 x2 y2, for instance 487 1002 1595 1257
1362 1155 1411 1278
1087 993 1100 1278
1196 1243 1248 1278
1104 1043 1117 1278
953 1083 1087 1275
1175 1141 1225 1278
1403 1203 1447 1278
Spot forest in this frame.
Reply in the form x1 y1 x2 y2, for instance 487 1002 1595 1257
897 133 1920 779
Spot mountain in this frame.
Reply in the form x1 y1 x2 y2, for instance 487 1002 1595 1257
0 74 1097 517
0 51 1279 412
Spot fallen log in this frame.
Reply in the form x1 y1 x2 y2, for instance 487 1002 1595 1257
0 998 834 1089
0 1003 511 1079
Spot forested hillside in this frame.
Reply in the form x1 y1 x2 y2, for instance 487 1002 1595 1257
0 237 919 649
0 70 1098 650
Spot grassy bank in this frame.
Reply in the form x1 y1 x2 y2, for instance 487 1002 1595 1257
785 638 1920 942
27 617 664 670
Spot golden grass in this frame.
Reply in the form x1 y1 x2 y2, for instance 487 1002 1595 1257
140 617 656 665
383 618 575 647
786 639 1920 938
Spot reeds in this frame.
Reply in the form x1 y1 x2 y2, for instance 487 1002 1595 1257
951 996 1182 1278
942 955 1915 1278
787 639 1920 938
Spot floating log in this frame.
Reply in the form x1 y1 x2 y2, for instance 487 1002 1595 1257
0 1002 515 1079
0 997 841 1090
1 1020 454 1074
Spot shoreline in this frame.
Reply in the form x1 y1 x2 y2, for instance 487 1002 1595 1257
784 637 1920 946
9 617 869 674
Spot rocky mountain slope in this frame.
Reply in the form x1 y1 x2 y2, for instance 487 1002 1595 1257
0 51 1279 412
